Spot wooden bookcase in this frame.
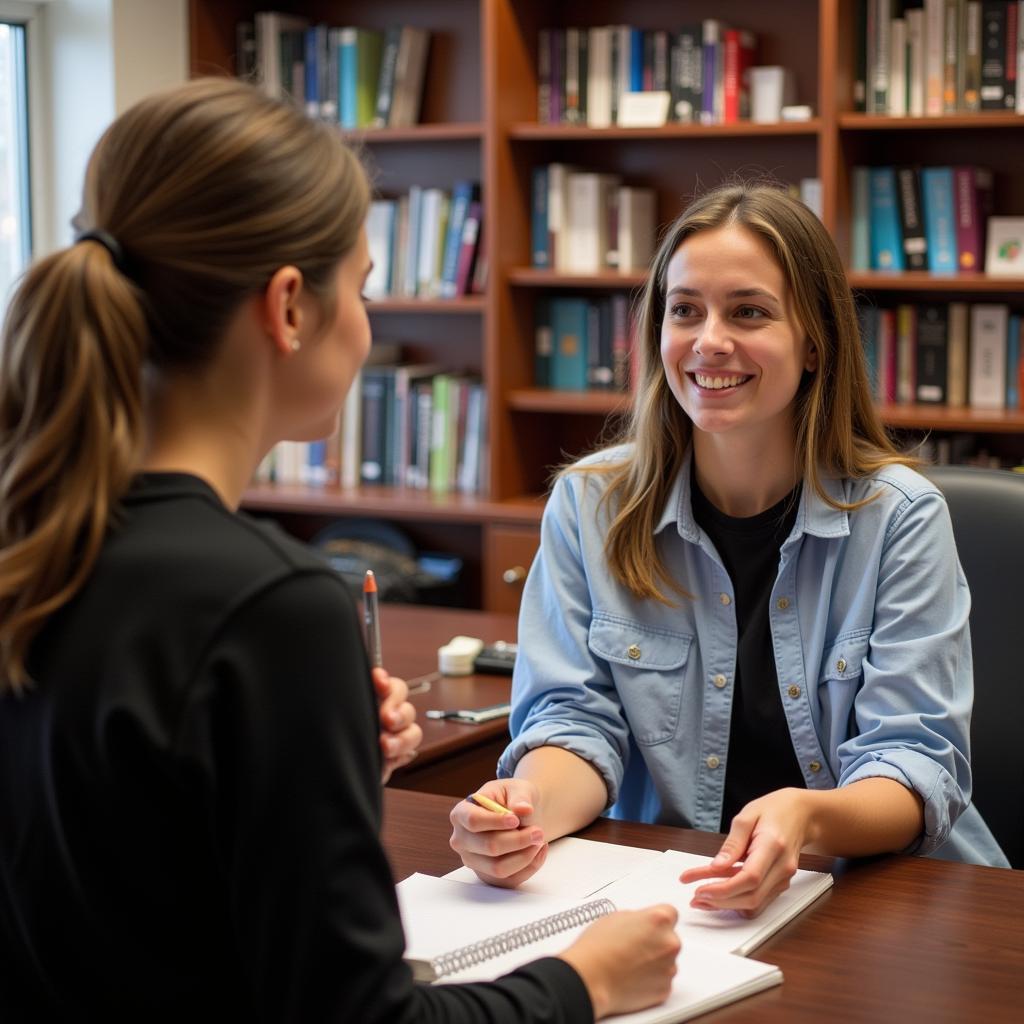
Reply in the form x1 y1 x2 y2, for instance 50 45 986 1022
189 0 1024 611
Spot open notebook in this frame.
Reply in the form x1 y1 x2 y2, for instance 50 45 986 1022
397 838 832 1023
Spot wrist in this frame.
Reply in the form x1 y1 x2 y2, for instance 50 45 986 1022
558 950 609 1020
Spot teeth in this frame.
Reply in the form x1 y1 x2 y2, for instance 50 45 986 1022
695 373 747 390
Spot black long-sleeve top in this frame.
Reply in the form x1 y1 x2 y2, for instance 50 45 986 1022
0 473 591 1023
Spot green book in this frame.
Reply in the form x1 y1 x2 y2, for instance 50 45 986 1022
429 373 451 493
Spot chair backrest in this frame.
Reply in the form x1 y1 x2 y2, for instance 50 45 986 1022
926 465 1024 869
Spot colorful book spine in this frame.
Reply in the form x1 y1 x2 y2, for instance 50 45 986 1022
535 297 553 388
851 167 871 271
868 167 905 271
896 167 928 271
551 298 590 391
440 181 478 298
921 167 958 273
896 304 917 403
954 166 994 271
454 201 482 297
946 302 970 406
1008 313 1021 409
531 166 549 268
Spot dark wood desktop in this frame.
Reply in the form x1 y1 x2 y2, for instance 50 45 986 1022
383 789 1024 1023
380 604 515 796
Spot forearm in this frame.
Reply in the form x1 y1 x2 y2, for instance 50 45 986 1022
515 746 608 839
803 777 924 857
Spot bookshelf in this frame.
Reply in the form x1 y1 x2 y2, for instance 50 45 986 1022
189 0 1024 612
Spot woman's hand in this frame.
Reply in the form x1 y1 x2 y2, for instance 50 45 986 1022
372 667 422 784
448 779 549 888
559 906 681 1019
680 788 814 917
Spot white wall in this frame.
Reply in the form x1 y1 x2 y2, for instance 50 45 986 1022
33 0 188 251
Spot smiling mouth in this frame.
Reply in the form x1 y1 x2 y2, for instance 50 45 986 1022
689 372 753 391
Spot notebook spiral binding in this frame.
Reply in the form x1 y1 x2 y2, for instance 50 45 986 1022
431 897 617 980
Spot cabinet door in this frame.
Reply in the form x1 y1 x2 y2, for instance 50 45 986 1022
484 524 540 613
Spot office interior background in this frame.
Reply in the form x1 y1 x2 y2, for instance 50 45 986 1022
3 1 1024 615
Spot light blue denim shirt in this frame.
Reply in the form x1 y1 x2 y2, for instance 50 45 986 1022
499 445 1009 868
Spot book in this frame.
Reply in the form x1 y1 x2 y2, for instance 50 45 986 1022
398 838 833 1022
921 166 958 273
390 26 430 127
373 26 402 127
896 304 917 403
617 186 657 272
954 166 994 271
985 215 1024 274
980 0 1008 108
850 166 871 271
868 167 904 271
916 304 949 403
947 301 970 406
896 167 928 271
969 303 1009 408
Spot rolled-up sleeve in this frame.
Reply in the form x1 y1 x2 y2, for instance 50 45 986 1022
498 474 630 807
838 489 973 855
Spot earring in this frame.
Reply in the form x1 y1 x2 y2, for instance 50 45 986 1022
290 337 301 352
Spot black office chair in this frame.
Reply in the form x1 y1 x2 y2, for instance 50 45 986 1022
926 465 1024 869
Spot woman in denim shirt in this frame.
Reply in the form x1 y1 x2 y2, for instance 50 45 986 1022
451 184 1009 915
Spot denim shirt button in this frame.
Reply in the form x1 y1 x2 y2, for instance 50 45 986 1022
787 684 800 698
627 644 641 660
706 755 721 769
777 596 790 610
719 593 731 606
808 760 822 773
836 658 847 673
713 674 727 688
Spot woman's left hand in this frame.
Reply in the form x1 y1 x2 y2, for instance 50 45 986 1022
372 667 422 784
679 788 814 917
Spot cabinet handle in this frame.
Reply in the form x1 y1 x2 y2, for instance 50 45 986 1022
502 565 527 585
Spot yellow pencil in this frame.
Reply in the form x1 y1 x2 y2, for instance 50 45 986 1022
468 792 514 816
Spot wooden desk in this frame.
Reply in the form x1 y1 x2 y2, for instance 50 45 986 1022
380 605 516 797
383 789 1024 1023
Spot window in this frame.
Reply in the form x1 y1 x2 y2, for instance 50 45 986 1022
0 18 27 307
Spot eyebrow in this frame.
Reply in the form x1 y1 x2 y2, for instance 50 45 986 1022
666 286 780 302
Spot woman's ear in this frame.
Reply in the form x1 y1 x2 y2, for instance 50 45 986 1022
262 266 305 356
804 341 818 373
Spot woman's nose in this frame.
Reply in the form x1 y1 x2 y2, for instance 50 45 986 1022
692 314 733 357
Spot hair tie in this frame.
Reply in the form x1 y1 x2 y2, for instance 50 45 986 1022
75 228 128 276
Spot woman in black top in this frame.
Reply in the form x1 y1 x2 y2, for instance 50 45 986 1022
0 78 679 1022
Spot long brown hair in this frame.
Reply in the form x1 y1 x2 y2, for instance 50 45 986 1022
0 77 369 692
576 183 914 604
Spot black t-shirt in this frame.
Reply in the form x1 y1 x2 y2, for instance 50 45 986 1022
0 473 590 1024
690 473 807 831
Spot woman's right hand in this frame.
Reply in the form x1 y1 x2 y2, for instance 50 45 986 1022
559 906 681 1019
448 779 548 888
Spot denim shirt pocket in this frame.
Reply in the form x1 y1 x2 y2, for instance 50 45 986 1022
819 628 871 685
588 613 693 746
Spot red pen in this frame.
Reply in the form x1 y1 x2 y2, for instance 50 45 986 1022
363 569 382 668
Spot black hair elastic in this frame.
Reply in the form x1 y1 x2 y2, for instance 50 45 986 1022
75 228 129 276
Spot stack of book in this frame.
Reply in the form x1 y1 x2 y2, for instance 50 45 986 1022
538 21 761 125
855 0 1024 115
535 295 634 393
365 182 484 300
850 164 993 272
532 165 656 274
860 300 1024 409
238 14 430 128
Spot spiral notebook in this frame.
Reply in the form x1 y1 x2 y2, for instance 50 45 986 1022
397 841 832 1022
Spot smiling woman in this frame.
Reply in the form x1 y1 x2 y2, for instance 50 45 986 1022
449 182 1010 922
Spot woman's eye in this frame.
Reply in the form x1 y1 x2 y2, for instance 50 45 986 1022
735 306 767 320
670 303 697 318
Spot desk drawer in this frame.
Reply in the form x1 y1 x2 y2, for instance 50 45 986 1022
484 525 540 614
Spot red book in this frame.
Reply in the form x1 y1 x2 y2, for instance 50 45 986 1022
953 166 994 272
722 29 756 122
878 308 898 404
454 201 482 296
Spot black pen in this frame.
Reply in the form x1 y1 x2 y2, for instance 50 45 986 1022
363 569 382 668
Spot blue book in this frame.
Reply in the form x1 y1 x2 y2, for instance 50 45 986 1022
440 181 478 298
532 166 549 268
920 167 957 273
868 167 904 271
630 29 644 91
1008 314 1020 409
550 298 589 391
339 27 357 129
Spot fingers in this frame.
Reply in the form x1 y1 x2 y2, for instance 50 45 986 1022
690 844 797 914
381 721 422 761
